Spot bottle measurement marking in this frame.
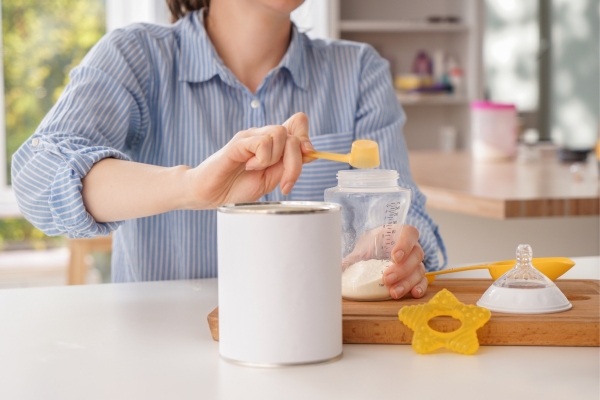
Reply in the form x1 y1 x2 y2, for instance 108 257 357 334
380 202 401 260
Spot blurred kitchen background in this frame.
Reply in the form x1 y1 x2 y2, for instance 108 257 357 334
0 0 598 288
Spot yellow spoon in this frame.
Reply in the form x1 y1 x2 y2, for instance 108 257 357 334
425 257 575 284
308 140 380 169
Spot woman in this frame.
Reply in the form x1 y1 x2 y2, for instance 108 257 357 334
12 0 445 299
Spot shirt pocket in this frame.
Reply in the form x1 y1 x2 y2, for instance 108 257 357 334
290 131 354 201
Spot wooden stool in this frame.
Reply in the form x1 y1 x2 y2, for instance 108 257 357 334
67 235 113 285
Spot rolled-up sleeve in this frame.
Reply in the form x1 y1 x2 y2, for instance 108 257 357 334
354 45 447 271
11 28 150 238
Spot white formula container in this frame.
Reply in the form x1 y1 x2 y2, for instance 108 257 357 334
217 202 342 367
471 101 518 160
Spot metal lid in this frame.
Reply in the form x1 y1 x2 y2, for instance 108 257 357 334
217 201 341 214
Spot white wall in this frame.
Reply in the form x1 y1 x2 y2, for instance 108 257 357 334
107 0 333 36
291 0 332 39
106 0 171 31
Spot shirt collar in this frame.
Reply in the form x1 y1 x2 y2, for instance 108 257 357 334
277 24 309 91
177 10 309 91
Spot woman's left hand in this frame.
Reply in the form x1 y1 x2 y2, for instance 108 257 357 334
342 224 428 299
382 225 428 299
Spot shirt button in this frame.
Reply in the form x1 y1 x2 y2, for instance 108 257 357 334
31 138 39 147
250 99 260 109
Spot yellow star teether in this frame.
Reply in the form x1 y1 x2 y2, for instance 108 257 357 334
398 289 491 355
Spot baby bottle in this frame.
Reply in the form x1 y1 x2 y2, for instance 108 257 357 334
324 170 411 301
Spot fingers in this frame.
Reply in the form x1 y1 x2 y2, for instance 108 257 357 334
282 112 315 163
383 241 424 284
391 225 419 264
280 135 302 195
227 115 311 195
382 227 425 299
411 274 429 299
233 113 313 170
243 126 288 170
387 261 426 300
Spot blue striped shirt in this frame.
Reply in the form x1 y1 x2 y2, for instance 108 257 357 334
12 11 446 282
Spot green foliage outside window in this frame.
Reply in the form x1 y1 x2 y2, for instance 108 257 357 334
3 0 106 184
0 218 65 250
1 0 105 248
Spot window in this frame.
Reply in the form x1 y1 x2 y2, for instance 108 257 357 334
0 0 106 248
0 0 329 218
484 0 599 146
2 0 106 185
0 0 106 219
0 0 169 218
0 0 168 253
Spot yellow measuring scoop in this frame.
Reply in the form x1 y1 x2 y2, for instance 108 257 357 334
425 257 575 284
307 139 380 169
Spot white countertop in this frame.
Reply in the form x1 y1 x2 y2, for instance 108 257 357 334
0 257 598 400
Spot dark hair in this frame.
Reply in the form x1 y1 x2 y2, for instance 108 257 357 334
166 0 210 22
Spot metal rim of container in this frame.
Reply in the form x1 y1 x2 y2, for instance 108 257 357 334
217 201 341 214
220 352 343 368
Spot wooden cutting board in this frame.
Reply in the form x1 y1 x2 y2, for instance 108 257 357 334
207 279 599 347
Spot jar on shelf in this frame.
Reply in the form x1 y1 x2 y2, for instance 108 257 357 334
324 170 411 301
471 101 518 160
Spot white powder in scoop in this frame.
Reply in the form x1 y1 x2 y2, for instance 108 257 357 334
341 259 393 301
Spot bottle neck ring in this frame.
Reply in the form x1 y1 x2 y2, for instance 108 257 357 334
336 169 400 188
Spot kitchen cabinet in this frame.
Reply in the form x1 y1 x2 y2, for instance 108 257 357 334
408 150 599 265
331 0 484 150
409 150 599 219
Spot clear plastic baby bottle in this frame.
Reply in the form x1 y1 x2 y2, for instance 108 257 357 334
324 170 411 301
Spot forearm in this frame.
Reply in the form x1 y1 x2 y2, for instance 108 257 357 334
82 158 194 223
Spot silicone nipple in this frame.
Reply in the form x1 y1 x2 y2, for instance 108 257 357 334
493 244 554 289
398 289 491 355
477 244 572 314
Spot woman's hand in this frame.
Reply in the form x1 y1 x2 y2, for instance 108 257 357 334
184 112 314 209
342 224 427 300
80 113 314 222
382 225 427 299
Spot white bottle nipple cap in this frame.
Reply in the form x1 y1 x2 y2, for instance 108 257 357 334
477 244 572 314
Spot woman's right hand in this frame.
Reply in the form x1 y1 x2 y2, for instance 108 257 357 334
80 112 313 222
342 224 427 300
184 112 314 209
